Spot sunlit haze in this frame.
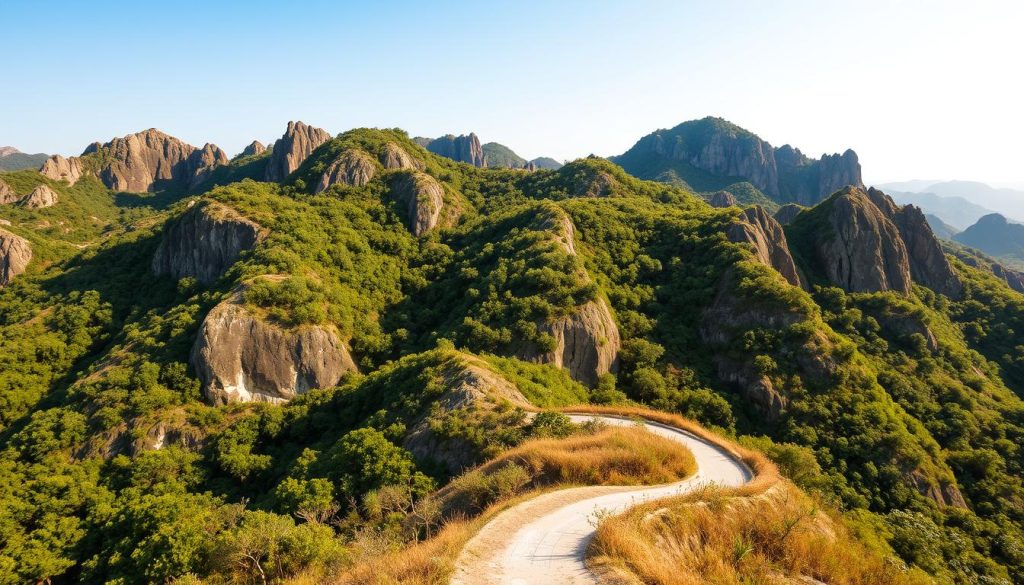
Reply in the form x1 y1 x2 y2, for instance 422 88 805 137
3 0 1022 183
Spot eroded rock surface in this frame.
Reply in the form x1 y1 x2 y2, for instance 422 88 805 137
264 121 331 182
0 179 16 205
0 228 31 286
316 149 376 192
421 133 486 167
191 288 357 404
241 140 266 157
727 206 804 288
152 201 266 284
39 155 82 186
393 171 445 236
20 184 58 209
774 203 804 225
185 143 229 188
380 143 422 170
94 129 197 192
708 190 737 208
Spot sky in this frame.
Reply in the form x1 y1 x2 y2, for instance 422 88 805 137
2 0 1022 184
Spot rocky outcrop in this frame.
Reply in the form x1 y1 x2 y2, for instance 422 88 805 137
872 188 962 297
93 129 197 192
20 184 58 209
774 203 804 225
264 121 332 182
535 205 577 256
191 286 357 404
380 143 421 170
0 179 16 205
708 190 737 208
520 299 621 387
421 133 486 167
315 149 376 192
615 117 862 205
184 143 228 188
240 140 266 157
992 263 1024 293
727 206 804 288
574 169 618 198
906 469 968 509
39 155 82 186
0 228 31 286
392 172 445 236
152 201 266 284
796 187 912 293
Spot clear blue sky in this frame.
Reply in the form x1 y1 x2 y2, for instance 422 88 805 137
2 0 1022 183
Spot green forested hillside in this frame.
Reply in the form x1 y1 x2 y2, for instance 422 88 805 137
0 127 1022 584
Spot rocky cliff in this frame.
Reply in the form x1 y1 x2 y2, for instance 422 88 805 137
152 201 266 284
727 206 804 288
315 149 377 192
39 155 83 186
0 179 16 205
240 140 266 157
615 117 862 205
93 129 198 192
380 143 422 170
708 190 738 208
419 133 486 167
20 185 58 209
191 286 357 404
773 203 804 225
264 121 332 182
392 171 446 236
0 228 31 286
185 144 229 189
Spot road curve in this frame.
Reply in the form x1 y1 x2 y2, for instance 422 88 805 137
450 414 753 585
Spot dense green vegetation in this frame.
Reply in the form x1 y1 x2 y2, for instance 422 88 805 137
1 127 1023 583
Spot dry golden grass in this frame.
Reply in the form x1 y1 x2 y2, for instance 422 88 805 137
589 479 931 585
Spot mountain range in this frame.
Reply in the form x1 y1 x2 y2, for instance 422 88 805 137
0 118 1023 584
0 146 49 172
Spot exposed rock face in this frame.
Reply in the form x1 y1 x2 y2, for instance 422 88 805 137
241 140 266 157
906 469 968 509
535 205 577 256
392 172 445 236
574 169 618 198
39 155 83 186
872 188 962 297
0 179 16 205
184 143 228 188
708 190 737 208
315 149 376 192
992 263 1024 293
93 129 197 192
191 288 357 404
152 201 266 284
380 143 421 170
727 206 804 288
615 117 862 205
20 184 58 209
264 121 332 182
521 299 621 387
0 228 31 286
422 133 486 167
774 203 804 225
797 187 912 293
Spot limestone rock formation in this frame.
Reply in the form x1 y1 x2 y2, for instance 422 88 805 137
520 299 621 387
708 190 737 208
20 184 58 209
92 129 197 192
315 149 376 192
420 133 486 167
0 179 17 205
392 171 445 236
152 201 266 284
796 187 912 293
191 287 357 404
264 121 331 182
0 228 31 286
39 155 82 186
727 206 804 288
774 203 804 225
185 143 229 188
380 143 422 170
240 140 266 157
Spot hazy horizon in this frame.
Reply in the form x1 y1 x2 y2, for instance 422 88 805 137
2 0 1022 183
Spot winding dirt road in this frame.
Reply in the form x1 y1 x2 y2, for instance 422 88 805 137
450 413 752 585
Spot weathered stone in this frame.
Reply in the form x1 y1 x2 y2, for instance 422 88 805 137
0 179 17 205
774 203 804 225
93 129 197 192
264 121 331 182
0 228 31 286
380 143 422 170
184 143 229 188
240 140 266 157
39 155 82 186
519 298 620 387
191 285 357 404
315 149 376 192
152 201 266 284
708 190 737 208
727 206 804 288
392 172 445 236
422 133 486 167
20 184 58 209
